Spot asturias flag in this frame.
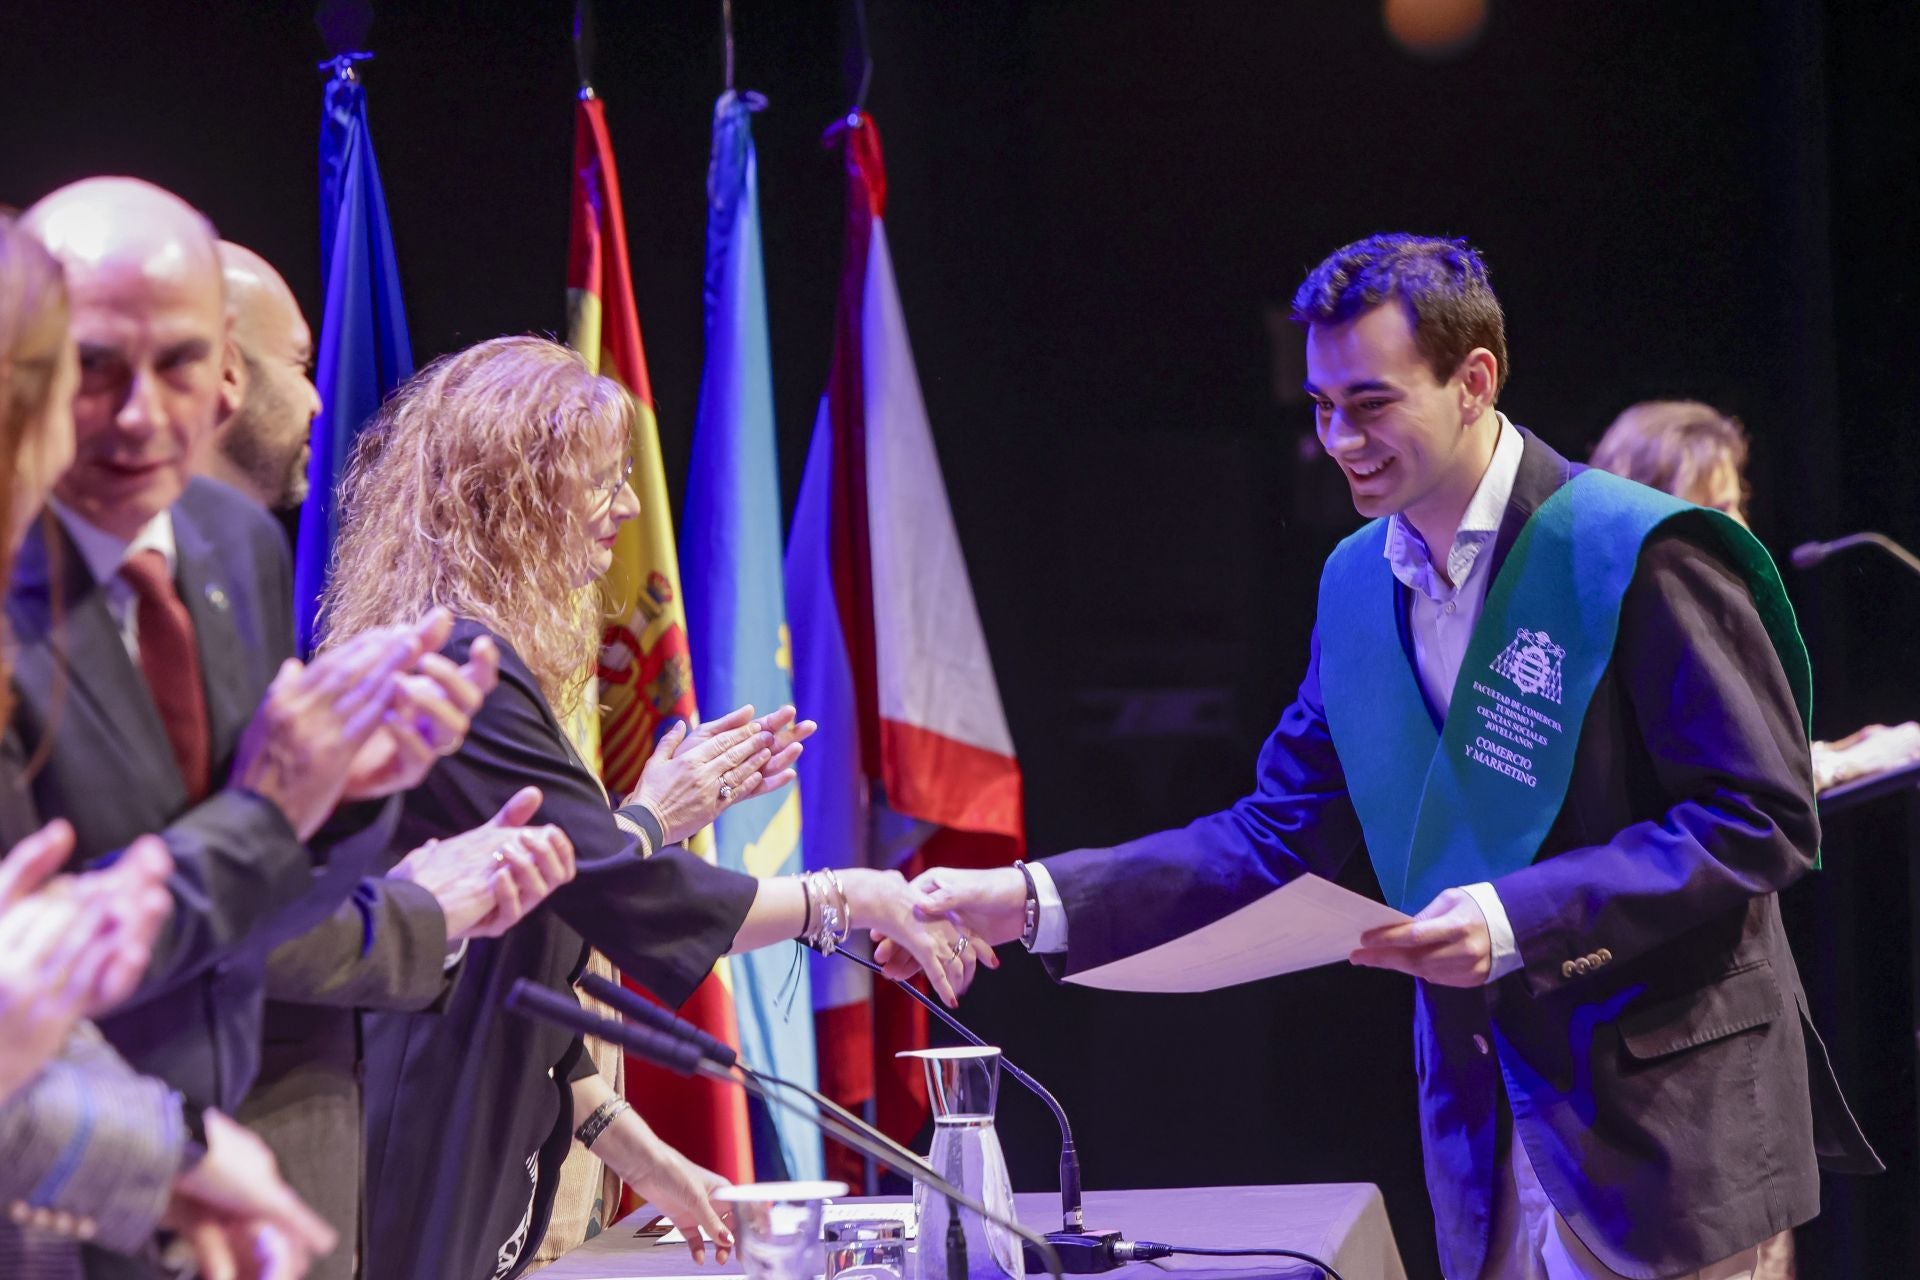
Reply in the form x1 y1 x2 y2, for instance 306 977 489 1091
296 59 413 657
786 112 1025 1180
681 89 822 1182
566 89 755 1184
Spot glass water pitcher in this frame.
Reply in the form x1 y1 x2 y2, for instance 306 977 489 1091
899 1047 1024 1280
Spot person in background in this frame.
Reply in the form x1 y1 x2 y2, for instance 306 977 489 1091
16 178 581 1278
1 209 335 1280
1590 399 1749 525
200 241 317 512
186 236 581 1280
322 336 991 1280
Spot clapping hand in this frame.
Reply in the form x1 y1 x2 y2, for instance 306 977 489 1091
343 610 501 800
163 1109 337 1280
0 822 174 1102
229 624 427 839
389 786 577 940
626 703 816 846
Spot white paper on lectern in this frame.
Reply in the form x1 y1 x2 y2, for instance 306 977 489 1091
1064 873 1411 993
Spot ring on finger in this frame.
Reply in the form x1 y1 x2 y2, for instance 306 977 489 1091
491 848 508 866
946 938 966 962
718 781 735 802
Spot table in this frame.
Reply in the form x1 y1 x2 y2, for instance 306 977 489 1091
542 1185 1407 1280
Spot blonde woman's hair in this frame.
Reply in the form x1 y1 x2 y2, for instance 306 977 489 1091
319 335 633 713
1 214 73 729
1591 399 1749 512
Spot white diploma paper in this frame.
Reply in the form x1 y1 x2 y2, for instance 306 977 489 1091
1065 874 1411 993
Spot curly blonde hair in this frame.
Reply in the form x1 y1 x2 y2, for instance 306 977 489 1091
1 215 72 729
319 335 632 713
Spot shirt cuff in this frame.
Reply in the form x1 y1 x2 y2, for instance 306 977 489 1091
1026 862 1069 954
1459 881 1521 981
443 938 470 971
614 805 661 858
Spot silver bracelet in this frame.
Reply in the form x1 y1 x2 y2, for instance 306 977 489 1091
575 1096 631 1149
802 868 853 955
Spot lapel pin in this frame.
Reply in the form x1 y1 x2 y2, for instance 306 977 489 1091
204 584 230 612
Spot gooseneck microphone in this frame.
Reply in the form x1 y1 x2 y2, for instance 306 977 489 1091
1790 531 1920 578
503 978 1065 1280
578 972 738 1066
578 971 937 1178
836 950 1125 1273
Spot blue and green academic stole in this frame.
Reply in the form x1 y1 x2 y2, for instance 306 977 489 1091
1315 469 1810 914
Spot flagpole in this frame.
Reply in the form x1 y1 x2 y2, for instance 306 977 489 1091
573 0 596 97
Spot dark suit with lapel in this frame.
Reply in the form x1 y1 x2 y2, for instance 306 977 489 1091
1039 432 1878 1279
8 479 319 1109
7 477 447 1279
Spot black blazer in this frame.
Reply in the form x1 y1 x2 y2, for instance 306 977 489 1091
1040 432 1878 1280
361 619 758 1280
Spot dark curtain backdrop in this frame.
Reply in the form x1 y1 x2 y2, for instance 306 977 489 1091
4 3 1915 1276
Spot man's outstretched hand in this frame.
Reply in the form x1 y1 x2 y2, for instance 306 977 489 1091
869 865 1023 984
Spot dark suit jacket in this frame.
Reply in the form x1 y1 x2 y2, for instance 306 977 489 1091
362 620 758 1280
1041 432 1878 1280
7 478 447 1278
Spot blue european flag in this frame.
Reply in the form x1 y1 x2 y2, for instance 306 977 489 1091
295 59 414 656
681 90 822 1181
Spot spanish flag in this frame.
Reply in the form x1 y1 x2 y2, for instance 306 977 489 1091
565 89 755 1186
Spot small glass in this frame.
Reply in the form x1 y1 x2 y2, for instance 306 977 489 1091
713 1180 850 1280
898 1047 1023 1280
825 1216 909 1280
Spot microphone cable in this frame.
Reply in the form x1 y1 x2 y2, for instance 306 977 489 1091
1121 1241 1346 1280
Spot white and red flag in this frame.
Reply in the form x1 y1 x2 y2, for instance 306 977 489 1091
786 112 1025 1181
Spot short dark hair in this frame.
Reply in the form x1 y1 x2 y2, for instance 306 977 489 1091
1290 233 1509 394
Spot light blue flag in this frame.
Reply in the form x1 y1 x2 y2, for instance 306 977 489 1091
681 90 822 1181
295 57 414 656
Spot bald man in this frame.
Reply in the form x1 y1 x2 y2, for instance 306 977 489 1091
5 177 533 1279
205 241 319 510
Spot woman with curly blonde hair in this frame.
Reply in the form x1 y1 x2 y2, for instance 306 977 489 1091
328 336 983 1280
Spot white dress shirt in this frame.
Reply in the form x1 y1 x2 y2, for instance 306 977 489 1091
1030 417 1523 980
47 498 179 664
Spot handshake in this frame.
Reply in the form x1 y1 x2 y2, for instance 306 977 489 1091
869 865 1030 997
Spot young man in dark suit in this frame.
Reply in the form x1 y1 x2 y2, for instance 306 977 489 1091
892 235 1879 1279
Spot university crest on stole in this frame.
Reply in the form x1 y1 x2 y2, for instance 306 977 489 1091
1491 628 1566 704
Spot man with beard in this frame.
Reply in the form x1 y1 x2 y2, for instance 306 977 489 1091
202 241 317 511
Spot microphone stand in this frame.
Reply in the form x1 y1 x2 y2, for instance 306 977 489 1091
837 951 1125 1274
1791 531 1920 578
505 979 1062 1280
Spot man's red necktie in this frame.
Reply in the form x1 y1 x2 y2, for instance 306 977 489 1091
120 548 211 803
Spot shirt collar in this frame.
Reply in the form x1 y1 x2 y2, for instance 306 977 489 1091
1383 414 1525 602
49 497 178 589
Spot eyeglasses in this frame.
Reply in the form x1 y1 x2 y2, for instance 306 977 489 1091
592 454 635 499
